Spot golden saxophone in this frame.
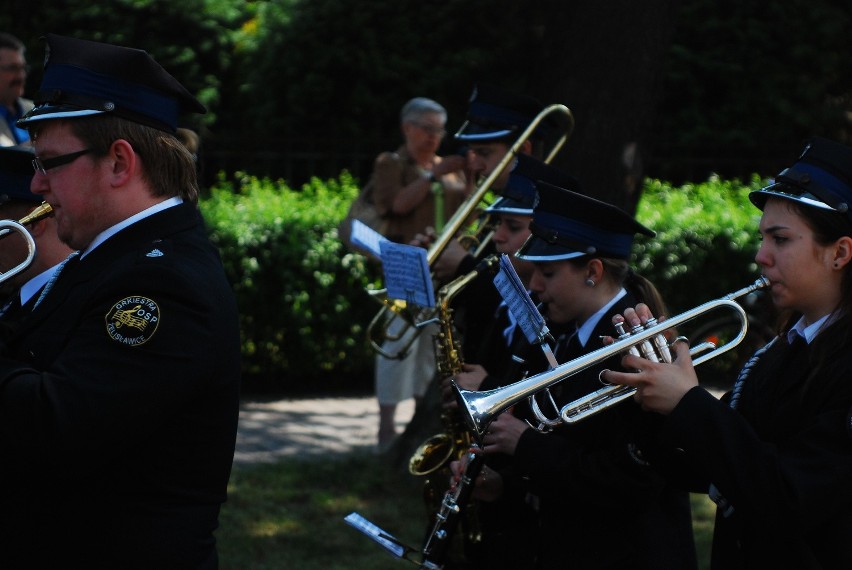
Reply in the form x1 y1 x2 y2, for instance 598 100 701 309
409 254 499 567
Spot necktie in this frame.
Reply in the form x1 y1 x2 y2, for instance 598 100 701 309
33 252 80 310
555 328 580 361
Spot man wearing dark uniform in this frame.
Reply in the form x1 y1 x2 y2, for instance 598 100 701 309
0 34 240 569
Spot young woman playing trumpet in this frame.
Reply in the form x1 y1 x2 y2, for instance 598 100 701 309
454 182 698 569
603 137 852 569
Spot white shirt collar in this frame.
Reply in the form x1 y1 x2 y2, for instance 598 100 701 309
576 288 627 347
80 197 182 259
787 313 835 345
20 263 61 305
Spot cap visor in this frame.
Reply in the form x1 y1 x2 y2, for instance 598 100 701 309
515 235 586 261
486 196 534 215
749 183 836 212
17 104 106 128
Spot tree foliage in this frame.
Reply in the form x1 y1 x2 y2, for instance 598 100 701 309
654 0 852 182
4 0 240 131
4 0 851 194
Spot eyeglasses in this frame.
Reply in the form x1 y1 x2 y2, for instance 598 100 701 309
413 122 447 137
0 64 31 74
32 149 93 176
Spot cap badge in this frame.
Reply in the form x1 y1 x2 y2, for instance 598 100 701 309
105 296 160 347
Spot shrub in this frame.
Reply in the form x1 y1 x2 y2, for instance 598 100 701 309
200 171 381 393
199 172 770 395
633 174 766 314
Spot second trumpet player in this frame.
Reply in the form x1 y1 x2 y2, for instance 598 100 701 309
449 180 699 568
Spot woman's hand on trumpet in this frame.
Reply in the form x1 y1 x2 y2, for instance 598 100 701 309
600 303 700 415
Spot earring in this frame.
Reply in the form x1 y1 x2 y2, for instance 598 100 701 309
585 279 595 287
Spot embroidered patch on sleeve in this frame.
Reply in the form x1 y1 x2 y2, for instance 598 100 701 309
105 296 161 346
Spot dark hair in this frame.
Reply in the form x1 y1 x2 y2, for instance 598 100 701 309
29 115 200 204
567 256 669 317
0 33 24 52
778 199 852 411
776 200 852 330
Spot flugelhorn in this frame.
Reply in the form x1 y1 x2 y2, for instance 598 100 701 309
368 103 575 359
453 277 771 440
0 202 54 285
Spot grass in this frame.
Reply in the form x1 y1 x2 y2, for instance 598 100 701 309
218 453 717 570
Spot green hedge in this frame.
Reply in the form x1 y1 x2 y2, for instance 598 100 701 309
633 174 766 314
199 173 769 394
199 171 381 393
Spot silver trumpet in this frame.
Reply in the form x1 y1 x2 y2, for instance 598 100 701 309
0 202 54 285
453 277 771 440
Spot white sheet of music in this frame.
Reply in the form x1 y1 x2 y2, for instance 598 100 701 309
493 253 549 344
344 512 407 558
350 219 387 257
379 241 435 308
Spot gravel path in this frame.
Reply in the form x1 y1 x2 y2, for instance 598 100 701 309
233 395 415 465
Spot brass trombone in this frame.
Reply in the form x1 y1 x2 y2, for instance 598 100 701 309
367 103 575 359
453 277 771 440
0 202 54 285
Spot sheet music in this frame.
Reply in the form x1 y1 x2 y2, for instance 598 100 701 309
350 219 387 257
344 512 407 558
493 253 549 344
379 241 435 308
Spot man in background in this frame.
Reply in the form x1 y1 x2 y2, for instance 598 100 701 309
0 33 33 146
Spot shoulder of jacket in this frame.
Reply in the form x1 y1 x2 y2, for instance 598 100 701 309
375 151 402 166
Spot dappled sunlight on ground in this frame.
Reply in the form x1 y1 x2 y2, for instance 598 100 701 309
234 396 415 464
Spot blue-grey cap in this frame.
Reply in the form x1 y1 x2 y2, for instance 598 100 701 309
749 137 852 221
517 181 654 261
18 34 206 134
486 154 582 216
454 84 546 143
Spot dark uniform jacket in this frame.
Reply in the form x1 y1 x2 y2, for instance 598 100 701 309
511 293 698 570
463 292 553 570
449 246 503 363
0 202 241 569
659 318 852 569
